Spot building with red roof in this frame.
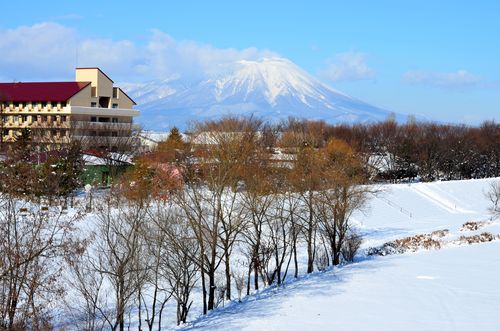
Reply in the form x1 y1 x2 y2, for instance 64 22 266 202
0 68 139 149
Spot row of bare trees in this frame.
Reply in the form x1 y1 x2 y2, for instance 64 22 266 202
274 118 499 182
46 117 372 329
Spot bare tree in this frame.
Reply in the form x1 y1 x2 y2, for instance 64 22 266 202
0 196 80 329
486 181 500 218
149 202 199 327
174 117 260 312
91 193 148 331
289 146 323 273
315 139 372 266
231 261 247 302
65 248 107 331
260 195 293 285
240 151 276 291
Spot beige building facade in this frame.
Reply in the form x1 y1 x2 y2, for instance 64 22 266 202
0 68 139 150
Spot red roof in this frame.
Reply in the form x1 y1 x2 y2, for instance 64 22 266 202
0 81 90 102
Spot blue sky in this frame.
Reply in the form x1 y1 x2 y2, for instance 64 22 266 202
1 0 499 124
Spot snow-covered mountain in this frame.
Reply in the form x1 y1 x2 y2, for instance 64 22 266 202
125 57 401 130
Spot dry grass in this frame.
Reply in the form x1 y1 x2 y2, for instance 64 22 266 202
456 232 496 245
431 229 449 238
367 228 499 257
367 232 444 256
460 221 491 232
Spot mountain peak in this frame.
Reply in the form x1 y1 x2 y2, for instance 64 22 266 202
126 57 400 130
218 57 323 105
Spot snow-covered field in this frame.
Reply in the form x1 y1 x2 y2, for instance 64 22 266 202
181 178 500 331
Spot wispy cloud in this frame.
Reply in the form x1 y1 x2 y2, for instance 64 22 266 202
0 22 276 82
319 52 375 81
403 69 482 89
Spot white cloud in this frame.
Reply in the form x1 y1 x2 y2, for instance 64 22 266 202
403 69 482 89
319 52 375 81
0 22 276 82
143 30 277 80
78 38 140 74
0 22 78 80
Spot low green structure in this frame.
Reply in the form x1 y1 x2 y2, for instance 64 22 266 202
81 152 133 186
81 165 131 186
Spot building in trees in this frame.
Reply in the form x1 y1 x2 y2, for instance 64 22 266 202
0 68 139 150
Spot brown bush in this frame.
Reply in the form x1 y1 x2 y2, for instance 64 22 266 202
341 232 363 262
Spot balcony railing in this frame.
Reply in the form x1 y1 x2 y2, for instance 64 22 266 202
71 135 141 145
1 135 71 144
1 121 70 129
70 121 140 130
1 105 70 113
30 121 71 129
69 106 139 117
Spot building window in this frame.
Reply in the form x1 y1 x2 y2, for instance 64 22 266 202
112 117 118 123
91 102 97 108
91 87 97 97
61 101 67 107
91 116 97 122
111 131 118 137
112 103 118 109
61 116 67 122
113 87 118 98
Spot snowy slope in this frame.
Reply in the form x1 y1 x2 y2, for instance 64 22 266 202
356 179 495 247
180 178 500 331
125 58 403 130
184 242 500 331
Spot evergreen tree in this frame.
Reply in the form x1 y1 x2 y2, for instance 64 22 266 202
165 127 184 150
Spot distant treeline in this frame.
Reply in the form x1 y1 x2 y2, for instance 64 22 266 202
270 118 499 182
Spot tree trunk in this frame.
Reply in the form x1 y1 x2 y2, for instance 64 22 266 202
207 270 216 311
118 275 125 331
246 261 252 295
224 246 231 300
306 192 315 273
293 235 299 278
200 265 207 315
253 248 260 291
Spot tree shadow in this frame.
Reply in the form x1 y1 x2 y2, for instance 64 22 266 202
181 255 397 330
